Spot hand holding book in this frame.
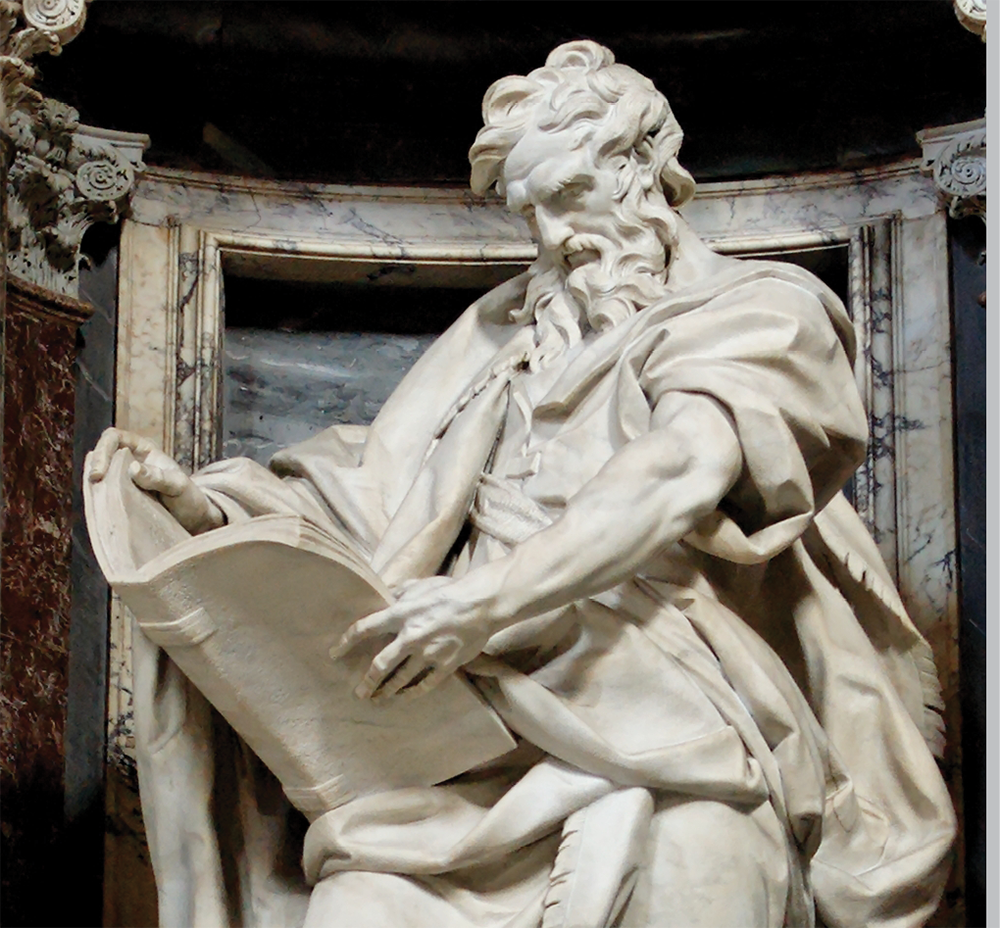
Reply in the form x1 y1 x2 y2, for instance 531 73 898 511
89 427 225 534
83 446 515 817
333 575 499 702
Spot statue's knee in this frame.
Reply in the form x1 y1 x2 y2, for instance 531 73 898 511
627 797 789 927
305 872 458 928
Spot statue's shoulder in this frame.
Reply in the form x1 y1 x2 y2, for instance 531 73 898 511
635 256 856 363
700 256 850 343
419 269 532 359
404 270 531 374
469 270 533 326
701 255 841 308
722 257 854 356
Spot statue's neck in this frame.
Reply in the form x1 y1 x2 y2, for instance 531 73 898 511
664 215 736 293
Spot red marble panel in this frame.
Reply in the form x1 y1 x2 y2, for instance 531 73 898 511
1 277 92 925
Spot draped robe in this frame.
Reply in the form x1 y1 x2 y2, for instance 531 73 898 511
131 261 955 927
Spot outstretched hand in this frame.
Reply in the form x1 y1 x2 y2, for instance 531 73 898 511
330 574 501 702
89 427 225 535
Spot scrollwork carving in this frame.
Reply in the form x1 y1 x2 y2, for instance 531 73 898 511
933 127 986 220
21 0 87 41
6 112 144 293
1 0 87 141
953 0 986 42
2 0 147 296
917 118 986 224
75 156 133 200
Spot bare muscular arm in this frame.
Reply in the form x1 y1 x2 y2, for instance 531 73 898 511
334 391 742 700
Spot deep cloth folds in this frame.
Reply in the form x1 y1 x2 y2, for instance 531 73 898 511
132 263 954 928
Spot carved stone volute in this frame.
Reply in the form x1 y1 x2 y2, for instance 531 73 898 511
1 0 87 158
953 0 986 42
917 119 986 224
6 105 145 292
21 0 89 40
2 0 148 297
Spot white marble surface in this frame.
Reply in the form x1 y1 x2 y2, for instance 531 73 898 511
86 448 517 821
107 39 959 928
124 161 957 647
129 171 537 259
684 159 941 238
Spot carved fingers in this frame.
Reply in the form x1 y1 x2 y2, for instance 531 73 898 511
332 577 494 702
89 427 159 481
89 427 224 534
368 634 465 703
330 609 404 662
128 460 191 497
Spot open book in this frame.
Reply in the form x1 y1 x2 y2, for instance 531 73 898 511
84 448 515 820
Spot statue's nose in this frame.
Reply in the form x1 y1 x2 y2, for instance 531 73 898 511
534 206 573 254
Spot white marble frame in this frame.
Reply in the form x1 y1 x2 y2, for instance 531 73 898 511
108 162 959 912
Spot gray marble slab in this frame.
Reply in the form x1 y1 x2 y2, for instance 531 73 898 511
223 329 436 464
67 234 118 924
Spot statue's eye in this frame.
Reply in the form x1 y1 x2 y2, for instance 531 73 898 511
560 183 588 201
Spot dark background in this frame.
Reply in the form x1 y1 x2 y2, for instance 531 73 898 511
949 216 987 928
38 1 986 184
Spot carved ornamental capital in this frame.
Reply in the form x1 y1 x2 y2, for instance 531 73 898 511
916 118 986 223
1 0 88 141
953 0 986 42
5 111 149 294
2 0 149 297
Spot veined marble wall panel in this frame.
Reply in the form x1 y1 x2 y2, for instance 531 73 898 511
116 221 179 449
128 174 535 255
223 331 438 464
109 163 961 924
894 211 956 633
684 161 941 239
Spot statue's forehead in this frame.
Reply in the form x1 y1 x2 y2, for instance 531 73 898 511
503 124 598 188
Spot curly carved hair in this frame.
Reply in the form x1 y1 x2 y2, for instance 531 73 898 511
469 41 695 206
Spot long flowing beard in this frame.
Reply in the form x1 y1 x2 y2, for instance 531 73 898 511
566 183 678 333
514 181 677 369
514 262 586 371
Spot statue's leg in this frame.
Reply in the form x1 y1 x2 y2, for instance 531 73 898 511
304 871 471 928
620 794 790 928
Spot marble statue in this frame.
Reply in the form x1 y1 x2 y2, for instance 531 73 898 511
88 41 955 928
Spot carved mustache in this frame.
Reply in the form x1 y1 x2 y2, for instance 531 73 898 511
562 233 611 268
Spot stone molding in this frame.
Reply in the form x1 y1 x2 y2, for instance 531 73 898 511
953 0 986 42
917 118 986 223
6 271 93 326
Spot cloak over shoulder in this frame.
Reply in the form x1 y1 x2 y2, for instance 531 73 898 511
133 261 953 928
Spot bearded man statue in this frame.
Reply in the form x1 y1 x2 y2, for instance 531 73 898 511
91 41 955 928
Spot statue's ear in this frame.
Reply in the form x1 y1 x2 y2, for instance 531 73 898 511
631 137 658 190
